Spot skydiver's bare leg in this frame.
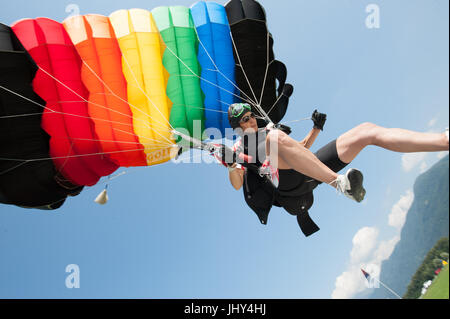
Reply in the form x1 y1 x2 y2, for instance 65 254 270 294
265 124 448 187
336 122 449 164
266 130 339 185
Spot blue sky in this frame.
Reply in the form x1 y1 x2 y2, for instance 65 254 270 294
0 0 448 298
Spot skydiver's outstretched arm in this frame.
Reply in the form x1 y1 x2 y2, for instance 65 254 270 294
299 110 327 149
299 127 320 149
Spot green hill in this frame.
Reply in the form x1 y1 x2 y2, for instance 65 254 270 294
369 155 449 299
403 237 449 298
422 265 449 299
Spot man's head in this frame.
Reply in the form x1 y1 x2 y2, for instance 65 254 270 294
228 103 258 133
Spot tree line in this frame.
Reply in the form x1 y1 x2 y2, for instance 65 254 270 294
403 237 449 299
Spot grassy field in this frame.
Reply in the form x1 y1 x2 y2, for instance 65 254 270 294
422 265 449 299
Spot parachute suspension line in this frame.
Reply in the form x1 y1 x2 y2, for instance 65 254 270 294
266 88 287 117
0 84 131 127
69 61 175 147
56 140 75 175
171 129 202 149
279 117 312 126
120 55 175 131
170 129 226 164
194 27 256 103
168 102 228 114
0 83 176 159
41 66 173 143
0 111 43 119
168 73 256 107
266 82 298 120
253 114 266 121
40 65 175 148
229 31 259 107
49 135 173 148
0 85 56 114
161 43 257 110
92 95 229 116
216 99 232 108
0 85 174 147
106 171 127 182
257 32 271 108
229 31 272 124
32 68 171 136
169 130 224 162
81 60 176 137
0 161 28 177
0 147 175 163
193 27 258 106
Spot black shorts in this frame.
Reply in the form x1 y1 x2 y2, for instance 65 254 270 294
273 139 349 234
314 139 349 173
277 139 349 197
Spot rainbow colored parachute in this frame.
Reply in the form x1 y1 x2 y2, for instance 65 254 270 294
0 0 293 209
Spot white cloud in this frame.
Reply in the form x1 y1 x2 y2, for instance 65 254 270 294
350 227 379 263
401 153 427 172
332 267 366 299
373 236 401 262
331 232 401 299
332 190 412 299
388 190 414 229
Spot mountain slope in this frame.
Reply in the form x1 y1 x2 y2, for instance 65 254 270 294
369 155 449 299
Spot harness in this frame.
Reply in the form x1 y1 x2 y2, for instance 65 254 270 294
237 132 321 237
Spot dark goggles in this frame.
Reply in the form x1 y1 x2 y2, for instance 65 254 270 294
240 112 256 124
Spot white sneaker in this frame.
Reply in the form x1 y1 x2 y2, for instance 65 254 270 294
259 159 279 188
334 169 366 203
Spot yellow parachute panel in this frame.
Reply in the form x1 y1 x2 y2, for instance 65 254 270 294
109 9 175 166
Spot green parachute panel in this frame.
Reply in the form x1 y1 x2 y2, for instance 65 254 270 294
152 6 205 141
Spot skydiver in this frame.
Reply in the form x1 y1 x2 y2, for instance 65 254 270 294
225 103 449 236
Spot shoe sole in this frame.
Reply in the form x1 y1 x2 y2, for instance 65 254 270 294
347 169 366 203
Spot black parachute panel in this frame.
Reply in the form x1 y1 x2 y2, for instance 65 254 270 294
225 0 294 126
0 23 82 210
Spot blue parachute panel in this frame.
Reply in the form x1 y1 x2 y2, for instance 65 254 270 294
191 1 237 136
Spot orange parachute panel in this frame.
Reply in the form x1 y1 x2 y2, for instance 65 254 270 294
63 14 147 167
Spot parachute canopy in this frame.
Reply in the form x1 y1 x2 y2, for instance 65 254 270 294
0 0 293 210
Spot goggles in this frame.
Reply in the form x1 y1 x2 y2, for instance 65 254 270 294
230 103 252 118
240 112 256 124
